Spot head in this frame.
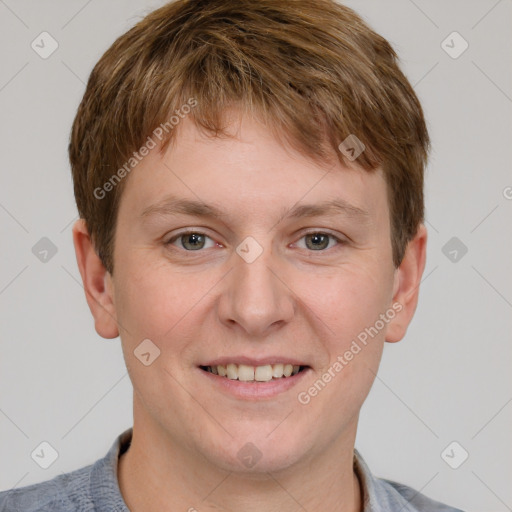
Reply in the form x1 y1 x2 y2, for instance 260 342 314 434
71 0 428 473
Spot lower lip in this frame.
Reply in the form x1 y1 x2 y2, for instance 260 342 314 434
198 367 311 399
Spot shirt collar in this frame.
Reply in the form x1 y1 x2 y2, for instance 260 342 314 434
354 448 420 512
89 428 132 512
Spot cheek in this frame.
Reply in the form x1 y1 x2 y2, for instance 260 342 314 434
298 268 389 424
113 258 196 344
301 262 394 347
325 265 392 399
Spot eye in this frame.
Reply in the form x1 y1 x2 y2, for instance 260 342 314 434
295 232 342 251
166 231 217 251
165 230 343 253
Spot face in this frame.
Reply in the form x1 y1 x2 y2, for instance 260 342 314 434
93 111 406 473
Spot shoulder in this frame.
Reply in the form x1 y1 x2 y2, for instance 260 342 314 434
0 464 95 512
375 477 466 512
354 449 465 512
0 428 132 512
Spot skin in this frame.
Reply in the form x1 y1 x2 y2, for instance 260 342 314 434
73 110 427 512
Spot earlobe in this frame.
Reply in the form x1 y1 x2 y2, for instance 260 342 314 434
72 219 119 339
385 224 427 343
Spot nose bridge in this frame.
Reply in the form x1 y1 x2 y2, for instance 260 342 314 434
218 241 294 335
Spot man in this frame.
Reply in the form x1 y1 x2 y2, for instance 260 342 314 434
0 0 463 510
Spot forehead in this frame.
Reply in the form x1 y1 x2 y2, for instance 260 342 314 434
117 113 389 226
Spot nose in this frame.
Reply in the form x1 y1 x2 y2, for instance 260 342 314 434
217 248 295 337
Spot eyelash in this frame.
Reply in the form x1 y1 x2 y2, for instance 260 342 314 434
165 230 345 253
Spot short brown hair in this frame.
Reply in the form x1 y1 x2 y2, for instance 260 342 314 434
69 0 429 274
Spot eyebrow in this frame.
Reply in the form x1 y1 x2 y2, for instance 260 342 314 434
140 195 370 224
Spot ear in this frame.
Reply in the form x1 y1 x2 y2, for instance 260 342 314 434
385 224 427 343
72 219 119 339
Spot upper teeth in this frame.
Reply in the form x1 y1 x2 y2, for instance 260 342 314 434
206 363 301 381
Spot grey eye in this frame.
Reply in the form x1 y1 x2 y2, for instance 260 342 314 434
304 233 333 251
167 231 216 251
180 233 207 250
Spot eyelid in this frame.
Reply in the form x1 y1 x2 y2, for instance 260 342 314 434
297 228 345 240
165 229 219 248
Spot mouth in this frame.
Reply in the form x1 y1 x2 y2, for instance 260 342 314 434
199 363 309 382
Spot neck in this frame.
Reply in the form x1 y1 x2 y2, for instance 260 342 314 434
118 404 362 512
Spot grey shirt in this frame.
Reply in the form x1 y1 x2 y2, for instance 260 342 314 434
0 428 464 511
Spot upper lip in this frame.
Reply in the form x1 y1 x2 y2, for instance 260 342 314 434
200 356 309 367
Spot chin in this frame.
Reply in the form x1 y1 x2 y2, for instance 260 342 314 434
200 428 309 475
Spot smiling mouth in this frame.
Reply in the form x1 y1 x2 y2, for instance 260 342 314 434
199 363 309 382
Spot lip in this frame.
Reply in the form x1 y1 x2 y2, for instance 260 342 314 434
200 356 308 367
197 365 311 399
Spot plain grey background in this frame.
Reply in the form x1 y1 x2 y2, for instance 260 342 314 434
1 1 511 510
